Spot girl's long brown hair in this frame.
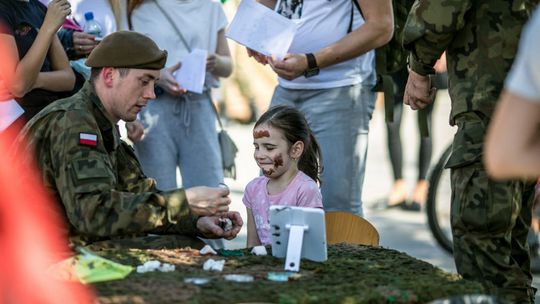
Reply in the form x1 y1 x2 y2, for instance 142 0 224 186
109 0 123 29
126 0 145 29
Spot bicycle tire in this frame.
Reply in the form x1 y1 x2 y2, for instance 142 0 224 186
426 144 454 254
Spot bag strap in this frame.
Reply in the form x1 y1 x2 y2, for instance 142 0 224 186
348 0 362 33
152 0 224 131
152 0 191 52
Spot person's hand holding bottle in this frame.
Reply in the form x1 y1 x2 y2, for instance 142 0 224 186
72 31 98 58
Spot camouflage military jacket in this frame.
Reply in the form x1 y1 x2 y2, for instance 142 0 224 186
15 82 197 245
403 0 537 125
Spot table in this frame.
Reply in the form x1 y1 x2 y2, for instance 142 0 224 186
93 243 484 303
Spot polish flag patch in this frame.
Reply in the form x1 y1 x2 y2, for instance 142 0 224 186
79 133 98 147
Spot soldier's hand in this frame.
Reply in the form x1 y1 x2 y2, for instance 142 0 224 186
404 69 436 110
185 186 231 216
196 212 243 240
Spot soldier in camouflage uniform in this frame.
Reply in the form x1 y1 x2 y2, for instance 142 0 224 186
13 31 243 249
402 1 538 302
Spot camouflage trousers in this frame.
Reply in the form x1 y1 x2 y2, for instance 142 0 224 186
446 112 537 303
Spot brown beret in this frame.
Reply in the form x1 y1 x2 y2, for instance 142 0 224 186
86 31 167 70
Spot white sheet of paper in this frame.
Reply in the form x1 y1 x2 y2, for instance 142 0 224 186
0 99 24 132
226 0 297 59
175 49 208 94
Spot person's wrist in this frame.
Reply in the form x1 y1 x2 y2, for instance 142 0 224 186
408 54 435 76
303 53 320 78
163 188 189 224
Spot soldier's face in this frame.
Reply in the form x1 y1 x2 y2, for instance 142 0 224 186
111 68 160 122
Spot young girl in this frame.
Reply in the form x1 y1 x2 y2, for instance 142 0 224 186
243 105 323 247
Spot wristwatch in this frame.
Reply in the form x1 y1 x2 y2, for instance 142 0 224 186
304 53 320 78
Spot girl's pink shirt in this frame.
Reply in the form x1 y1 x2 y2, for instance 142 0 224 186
242 171 323 245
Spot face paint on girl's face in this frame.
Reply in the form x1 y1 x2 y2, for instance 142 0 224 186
274 154 283 168
262 168 275 176
253 130 270 139
253 124 296 179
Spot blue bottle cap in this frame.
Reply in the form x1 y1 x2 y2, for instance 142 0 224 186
84 12 94 21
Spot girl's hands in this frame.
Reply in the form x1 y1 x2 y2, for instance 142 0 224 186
157 62 186 97
42 0 71 34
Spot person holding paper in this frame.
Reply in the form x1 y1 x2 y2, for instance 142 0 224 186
247 0 393 216
127 0 233 192
0 0 75 128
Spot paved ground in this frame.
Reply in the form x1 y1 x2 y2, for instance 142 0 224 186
217 90 540 301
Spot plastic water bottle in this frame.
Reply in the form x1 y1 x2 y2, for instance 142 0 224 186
83 12 102 38
73 12 102 79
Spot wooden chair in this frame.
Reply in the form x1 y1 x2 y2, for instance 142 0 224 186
325 211 379 246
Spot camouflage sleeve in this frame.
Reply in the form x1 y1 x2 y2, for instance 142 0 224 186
48 111 194 238
402 0 472 75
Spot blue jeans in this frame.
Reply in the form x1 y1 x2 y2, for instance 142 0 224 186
135 92 223 190
270 83 376 216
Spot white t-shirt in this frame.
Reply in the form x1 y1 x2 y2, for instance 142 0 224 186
130 0 228 88
274 0 375 90
505 6 540 103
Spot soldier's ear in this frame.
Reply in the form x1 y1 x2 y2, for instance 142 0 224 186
101 67 115 87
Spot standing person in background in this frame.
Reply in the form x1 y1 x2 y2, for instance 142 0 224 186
243 105 323 247
127 0 232 191
402 1 538 302
0 0 75 125
247 0 393 216
383 54 447 211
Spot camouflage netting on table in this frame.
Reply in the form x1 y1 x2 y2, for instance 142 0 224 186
92 243 484 304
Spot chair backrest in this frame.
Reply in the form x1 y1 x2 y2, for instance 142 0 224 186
325 211 379 246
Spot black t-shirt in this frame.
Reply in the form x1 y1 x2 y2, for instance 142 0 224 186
0 0 63 121
0 0 51 72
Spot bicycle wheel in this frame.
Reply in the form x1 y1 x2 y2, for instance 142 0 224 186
426 144 453 254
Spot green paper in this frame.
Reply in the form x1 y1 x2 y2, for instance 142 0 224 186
73 248 134 283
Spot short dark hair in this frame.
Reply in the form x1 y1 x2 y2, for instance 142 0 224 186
89 67 130 82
